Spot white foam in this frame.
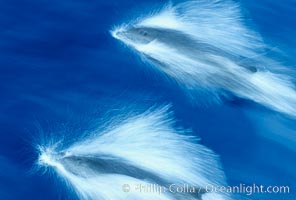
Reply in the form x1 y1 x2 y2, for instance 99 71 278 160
112 0 296 117
37 106 231 200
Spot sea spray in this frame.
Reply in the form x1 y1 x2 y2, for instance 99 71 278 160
112 0 296 118
36 106 231 200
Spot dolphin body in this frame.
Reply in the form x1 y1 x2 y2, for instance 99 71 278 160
114 26 259 92
116 26 257 73
58 154 207 200
112 0 296 118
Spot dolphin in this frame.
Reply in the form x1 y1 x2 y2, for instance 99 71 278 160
112 1 296 118
38 106 231 200
114 26 258 73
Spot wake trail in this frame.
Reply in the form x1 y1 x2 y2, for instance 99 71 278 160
112 0 296 118
36 106 231 200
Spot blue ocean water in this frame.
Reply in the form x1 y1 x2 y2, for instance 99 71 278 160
0 0 295 199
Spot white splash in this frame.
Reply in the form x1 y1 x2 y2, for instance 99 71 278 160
112 0 296 118
36 106 231 200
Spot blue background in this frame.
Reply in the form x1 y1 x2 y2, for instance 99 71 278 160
0 0 295 199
